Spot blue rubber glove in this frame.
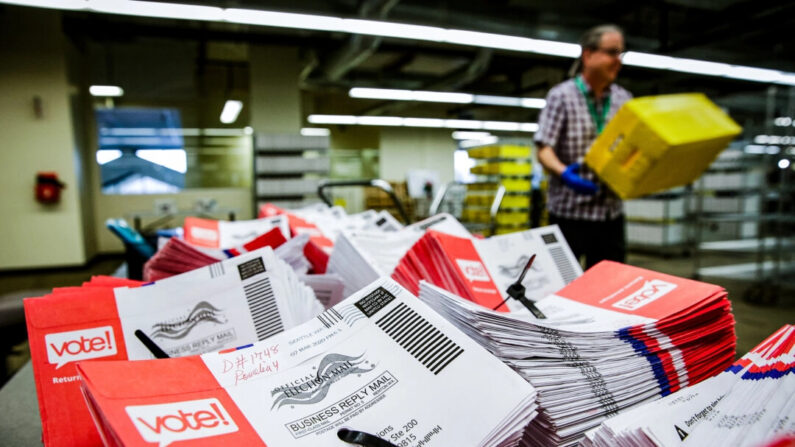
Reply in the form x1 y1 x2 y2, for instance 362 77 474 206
561 162 598 195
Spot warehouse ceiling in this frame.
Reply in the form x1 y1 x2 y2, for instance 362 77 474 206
20 0 795 134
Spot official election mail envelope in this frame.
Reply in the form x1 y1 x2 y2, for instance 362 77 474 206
393 224 582 310
25 247 322 447
583 324 794 447
419 260 737 446
183 215 290 249
77 278 539 447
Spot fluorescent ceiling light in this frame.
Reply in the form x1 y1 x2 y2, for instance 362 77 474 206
308 114 536 132
443 119 483 130
410 91 473 103
350 87 415 100
743 145 766 154
202 128 246 136
473 95 522 107
219 100 243 124
452 131 491 140
89 85 124 97
5 0 795 85
91 0 222 21
402 118 445 127
1 0 84 8
755 135 795 145
774 117 793 127
350 87 545 109
224 8 343 31
344 18 444 42
308 115 357 125
520 98 547 109
483 121 520 131
301 127 331 136
350 88 472 104
356 116 404 126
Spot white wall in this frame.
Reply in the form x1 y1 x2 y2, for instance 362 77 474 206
0 8 87 269
379 127 456 184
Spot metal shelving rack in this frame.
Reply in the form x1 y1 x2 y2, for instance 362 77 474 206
252 133 330 213
692 87 795 304
625 187 691 256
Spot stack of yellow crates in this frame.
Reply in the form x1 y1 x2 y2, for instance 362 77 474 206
462 144 534 235
585 93 742 199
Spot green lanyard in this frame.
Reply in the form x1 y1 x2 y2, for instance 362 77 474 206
575 76 611 135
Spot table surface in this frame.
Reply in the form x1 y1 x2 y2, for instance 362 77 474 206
0 361 43 445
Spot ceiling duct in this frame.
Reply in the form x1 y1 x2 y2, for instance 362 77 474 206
318 0 400 82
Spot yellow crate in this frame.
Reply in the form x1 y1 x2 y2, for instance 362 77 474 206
500 195 531 208
495 211 529 225
466 179 532 192
468 144 531 159
466 182 499 191
585 93 742 199
464 194 530 208
470 162 532 176
461 209 491 223
464 195 493 206
501 179 532 192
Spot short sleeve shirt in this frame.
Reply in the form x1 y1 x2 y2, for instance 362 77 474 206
534 77 632 221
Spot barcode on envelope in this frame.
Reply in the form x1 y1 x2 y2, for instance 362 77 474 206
209 262 225 279
376 303 463 375
317 308 343 328
548 246 578 284
243 278 284 340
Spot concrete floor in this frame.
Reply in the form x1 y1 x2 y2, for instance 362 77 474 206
0 252 792 383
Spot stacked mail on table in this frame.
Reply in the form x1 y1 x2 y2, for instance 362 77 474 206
145 226 303 281
24 248 323 447
419 261 736 446
392 224 582 308
77 278 538 446
284 203 405 237
327 213 473 297
259 203 404 252
259 203 409 273
182 214 314 273
183 215 291 249
582 324 794 447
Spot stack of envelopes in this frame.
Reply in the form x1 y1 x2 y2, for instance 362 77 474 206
24 247 323 447
392 225 582 309
418 261 736 446
582 325 794 447
77 278 539 447
144 227 296 281
327 213 471 297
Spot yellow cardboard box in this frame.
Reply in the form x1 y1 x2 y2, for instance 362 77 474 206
585 93 742 199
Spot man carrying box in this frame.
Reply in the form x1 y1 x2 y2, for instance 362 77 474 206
535 24 632 269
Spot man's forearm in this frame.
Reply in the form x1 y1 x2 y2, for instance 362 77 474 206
537 145 567 177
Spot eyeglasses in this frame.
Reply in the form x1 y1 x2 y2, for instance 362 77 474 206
595 47 625 58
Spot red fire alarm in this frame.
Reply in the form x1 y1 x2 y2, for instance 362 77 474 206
35 172 66 204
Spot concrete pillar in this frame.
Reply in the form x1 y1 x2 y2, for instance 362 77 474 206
249 46 302 133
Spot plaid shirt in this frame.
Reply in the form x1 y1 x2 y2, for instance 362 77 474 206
534 77 632 221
